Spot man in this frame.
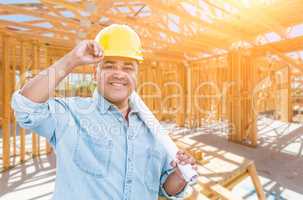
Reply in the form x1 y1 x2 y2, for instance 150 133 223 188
12 24 196 199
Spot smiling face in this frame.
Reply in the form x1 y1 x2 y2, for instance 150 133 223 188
96 56 138 108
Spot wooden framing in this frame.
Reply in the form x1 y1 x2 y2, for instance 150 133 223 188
0 2 303 199
19 41 27 162
31 43 40 157
226 50 257 146
2 35 11 170
0 1 302 60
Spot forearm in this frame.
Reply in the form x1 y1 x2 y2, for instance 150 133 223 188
20 53 74 103
163 170 187 196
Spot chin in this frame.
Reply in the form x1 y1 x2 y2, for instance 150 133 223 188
107 95 129 103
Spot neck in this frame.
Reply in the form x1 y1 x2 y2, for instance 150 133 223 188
113 100 130 118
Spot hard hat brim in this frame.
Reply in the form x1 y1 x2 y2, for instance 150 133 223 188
103 50 144 62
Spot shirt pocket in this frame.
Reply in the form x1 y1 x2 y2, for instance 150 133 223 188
144 148 163 193
72 129 113 178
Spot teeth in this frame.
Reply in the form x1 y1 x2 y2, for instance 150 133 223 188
111 83 124 87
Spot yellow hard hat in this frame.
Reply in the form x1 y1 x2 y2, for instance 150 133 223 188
95 24 143 61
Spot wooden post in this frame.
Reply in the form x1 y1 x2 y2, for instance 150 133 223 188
278 66 292 122
250 60 258 146
151 62 157 115
193 64 199 128
193 64 198 128
176 63 185 127
186 62 192 128
287 67 293 122
194 64 199 127
154 62 162 120
227 50 257 147
31 43 39 157
19 41 27 162
11 42 17 157
45 47 52 154
2 35 11 169
146 61 153 112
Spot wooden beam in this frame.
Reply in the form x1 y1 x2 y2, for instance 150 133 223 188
41 0 82 19
0 19 76 39
88 9 221 52
19 41 27 162
31 43 39 157
11 43 17 157
2 35 11 169
0 28 73 48
0 3 80 29
140 1 240 44
252 35 303 56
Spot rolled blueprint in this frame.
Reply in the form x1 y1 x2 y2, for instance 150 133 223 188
130 92 198 184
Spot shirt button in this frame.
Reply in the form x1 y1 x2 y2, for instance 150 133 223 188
128 158 131 162
127 179 132 184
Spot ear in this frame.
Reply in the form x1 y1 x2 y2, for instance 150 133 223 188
134 61 139 74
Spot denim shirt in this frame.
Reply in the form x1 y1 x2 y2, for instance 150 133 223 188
11 90 187 200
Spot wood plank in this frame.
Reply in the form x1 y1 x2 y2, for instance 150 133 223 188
45 47 52 154
2 35 11 169
207 183 244 200
11 43 17 157
247 164 266 200
31 43 39 157
19 41 27 162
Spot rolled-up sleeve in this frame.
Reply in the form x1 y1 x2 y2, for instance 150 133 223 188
11 90 70 146
159 154 189 200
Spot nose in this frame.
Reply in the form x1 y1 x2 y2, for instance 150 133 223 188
112 69 125 79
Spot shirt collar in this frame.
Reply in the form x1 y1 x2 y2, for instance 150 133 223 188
93 89 112 114
129 98 139 114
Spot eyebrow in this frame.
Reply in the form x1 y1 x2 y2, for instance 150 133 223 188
124 62 134 66
104 61 115 64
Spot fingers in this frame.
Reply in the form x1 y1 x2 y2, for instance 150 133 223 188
170 160 177 168
87 40 103 58
93 41 103 57
81 40 103 64
174 150 197 167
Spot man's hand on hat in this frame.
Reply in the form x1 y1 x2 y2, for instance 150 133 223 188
67 40 104 68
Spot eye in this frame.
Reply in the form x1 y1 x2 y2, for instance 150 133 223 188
103 63 114 70
123 65 135 72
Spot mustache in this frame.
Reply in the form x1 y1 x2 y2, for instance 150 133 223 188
108 77 128 84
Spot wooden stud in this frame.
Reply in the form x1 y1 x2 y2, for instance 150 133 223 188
2 35 11 169
31 43 39 157
11 42 17 157
227 50 257 146
279 66 293 122
45 46 52 154
176 63 185 127
186 63 192 128
19 41 27 162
